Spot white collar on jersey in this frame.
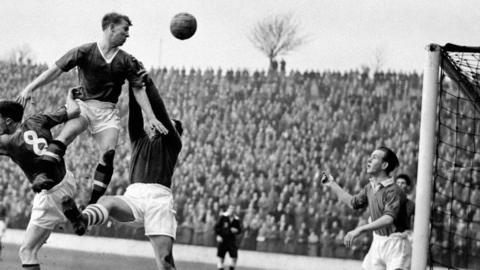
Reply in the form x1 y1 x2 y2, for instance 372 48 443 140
96 42 120 64
370 177 394 192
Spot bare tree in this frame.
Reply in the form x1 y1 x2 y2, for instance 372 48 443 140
372 46 386 72
248 14 306 70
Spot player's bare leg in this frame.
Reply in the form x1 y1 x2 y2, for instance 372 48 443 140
31 116 88 192
89 127 119 204
18 224 51 270
62 195 135 235
149 235 175 270
217 257 225 270
97 196 135 222
230 257 238 270
56 116 89 146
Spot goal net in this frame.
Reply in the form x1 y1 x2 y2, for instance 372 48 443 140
415 44 480 270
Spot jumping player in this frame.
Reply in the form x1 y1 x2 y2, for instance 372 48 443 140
18 12 166 204
0 89 80 270
61 62 182 270
321 146 411 270
214 204 242 270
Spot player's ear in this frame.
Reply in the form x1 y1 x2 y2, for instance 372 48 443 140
5 117 14 126
108 23 116 32
381 161 389 171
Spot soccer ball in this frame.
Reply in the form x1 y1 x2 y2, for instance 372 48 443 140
170 12 197 40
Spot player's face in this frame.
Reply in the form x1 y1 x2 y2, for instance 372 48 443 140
111 20 130 46
396 178 409 192
366 149 386 175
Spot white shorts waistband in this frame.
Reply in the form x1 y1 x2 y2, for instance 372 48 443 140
373 231 409 239
41 170 74 194
78 99 116 110
128 183 172 193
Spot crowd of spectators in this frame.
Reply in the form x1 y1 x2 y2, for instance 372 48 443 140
0 60 428 260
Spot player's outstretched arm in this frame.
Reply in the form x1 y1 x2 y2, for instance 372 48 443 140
318 171 354 208
127 57 168 135
18 64 64 106
131 86 168 135
128 88 147 141
143 76 177 135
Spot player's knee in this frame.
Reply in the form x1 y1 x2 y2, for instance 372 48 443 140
18 245 34 262
96 196 114 209
57 119 87 145
157 249 174 268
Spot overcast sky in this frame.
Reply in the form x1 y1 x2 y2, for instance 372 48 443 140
2 0 480 72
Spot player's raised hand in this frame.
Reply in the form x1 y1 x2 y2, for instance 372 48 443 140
17 89 34 108
314 170 334 186
149 118 168 135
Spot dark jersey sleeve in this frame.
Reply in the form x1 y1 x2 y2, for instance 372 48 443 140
128 75 180 143
214 216 224 235
55 45 85 72
144 77 177 135
128 88 147 141
36 106 69 130
125 55 147 90
383 188 402 220
233 218 242 235
0 134 11 156
350 185 369 210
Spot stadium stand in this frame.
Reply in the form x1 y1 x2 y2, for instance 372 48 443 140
0 61 423 260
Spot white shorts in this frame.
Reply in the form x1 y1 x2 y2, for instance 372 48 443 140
117 183 177 238
362 232 412 270
77 99 120 134
29 170 77 230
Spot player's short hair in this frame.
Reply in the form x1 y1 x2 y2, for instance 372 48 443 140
172 119 183 136
377 146 399 176
396 174 412 186
102 12 132 30
0 100 23 122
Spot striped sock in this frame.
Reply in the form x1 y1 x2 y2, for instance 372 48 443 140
83 204 109 226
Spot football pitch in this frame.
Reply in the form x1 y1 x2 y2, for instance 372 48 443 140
0 243 261 270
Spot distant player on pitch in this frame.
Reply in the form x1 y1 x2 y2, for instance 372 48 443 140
320 146 411 270
0 89 80 270
61 60 182 270
18 12 166 205
214 204 242 270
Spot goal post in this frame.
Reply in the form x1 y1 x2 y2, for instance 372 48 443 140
413 44 480 270
411 44 441 270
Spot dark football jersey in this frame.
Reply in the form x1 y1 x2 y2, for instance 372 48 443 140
214 214 242 243
55 42 144 104
0 107 68 184
128 77 182 188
